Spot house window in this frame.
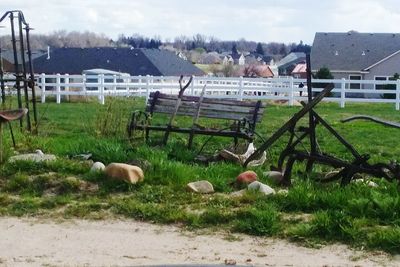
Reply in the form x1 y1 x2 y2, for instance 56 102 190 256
349 75 361 89
374 76 389 90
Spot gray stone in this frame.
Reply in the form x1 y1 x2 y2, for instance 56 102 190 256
230 189 247 197
263 171 284 184
90 162 105 172
8 150 56 163
187 180 214 194
248 181 275 196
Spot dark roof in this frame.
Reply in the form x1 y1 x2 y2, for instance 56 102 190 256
311 32 400 71
33 47 205 76
277 52 306 68
1 50 46 64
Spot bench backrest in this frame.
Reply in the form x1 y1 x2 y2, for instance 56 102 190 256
146 91 265 124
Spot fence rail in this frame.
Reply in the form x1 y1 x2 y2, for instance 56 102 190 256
3 74 399 110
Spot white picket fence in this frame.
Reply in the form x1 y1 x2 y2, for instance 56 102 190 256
25 74 400 110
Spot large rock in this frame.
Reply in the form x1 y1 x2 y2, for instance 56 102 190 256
104 163 144 184
248 181 275 196
263 171 284 184
8 150 56 163
90 162 106 172
236 171 258 185
187 180 214 194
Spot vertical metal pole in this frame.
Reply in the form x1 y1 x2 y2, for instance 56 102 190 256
25 24 38 129
0 47 5 107
10 13 23 128
18 13 31 131
306 54 317 156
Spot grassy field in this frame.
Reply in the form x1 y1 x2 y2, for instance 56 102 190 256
0 97 400 253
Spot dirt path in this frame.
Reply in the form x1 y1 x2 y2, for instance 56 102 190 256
0 217 398 267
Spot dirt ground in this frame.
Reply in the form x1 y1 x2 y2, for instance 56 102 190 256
0 217 399 267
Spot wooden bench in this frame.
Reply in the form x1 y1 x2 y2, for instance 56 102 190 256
128 91 265 147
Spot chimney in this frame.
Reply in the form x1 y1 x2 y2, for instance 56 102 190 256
47 46 50 60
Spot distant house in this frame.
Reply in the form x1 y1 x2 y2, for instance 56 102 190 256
291 63 307 79
245 52 273 65
221 55 234 65
33 47 205 76
311 32 400 87
277 52 306 76
242 65 274 78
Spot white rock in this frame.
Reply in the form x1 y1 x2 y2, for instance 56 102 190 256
187 180 214 194
354 179 379 188
90 162 106 172
248 181 275 196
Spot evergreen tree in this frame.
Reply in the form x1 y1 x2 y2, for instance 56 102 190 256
256 42 264 55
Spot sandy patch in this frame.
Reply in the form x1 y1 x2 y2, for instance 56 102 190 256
0 217 398 267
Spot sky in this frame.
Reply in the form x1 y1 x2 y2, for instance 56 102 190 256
1 0 400 44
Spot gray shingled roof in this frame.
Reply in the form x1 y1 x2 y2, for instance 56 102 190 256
311 32 400 71
277 52 306 68
33 47 205 76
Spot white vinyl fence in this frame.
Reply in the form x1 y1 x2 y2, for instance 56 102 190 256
22 74 400 110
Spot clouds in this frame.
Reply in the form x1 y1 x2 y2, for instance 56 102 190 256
0 0 398 43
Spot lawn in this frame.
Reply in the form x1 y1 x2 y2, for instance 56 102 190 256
0 97 400 253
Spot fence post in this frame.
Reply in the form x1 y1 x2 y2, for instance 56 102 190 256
238 76 244 100
56 73 61 104
396 79 400 111
113 74 117 95
40 73 46 103
191 75 195 95
65 73 70 102
82 74 86 94
289 77 294 106
145 75 150 103
99 74 105 105
340 78 346 108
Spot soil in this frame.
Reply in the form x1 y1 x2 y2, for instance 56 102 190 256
0 217 399 267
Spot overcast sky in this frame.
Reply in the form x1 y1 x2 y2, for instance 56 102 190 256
1 0 400 44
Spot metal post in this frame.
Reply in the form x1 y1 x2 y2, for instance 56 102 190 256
340 78 346 108
24 24 38 129
18 13 31 131
0 47 5 107
306 54 317 158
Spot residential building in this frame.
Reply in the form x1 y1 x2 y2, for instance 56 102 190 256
33 47 205 76
277 52 306 76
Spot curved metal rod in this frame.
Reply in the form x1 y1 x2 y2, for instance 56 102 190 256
0 10 29 26
341 115 400 129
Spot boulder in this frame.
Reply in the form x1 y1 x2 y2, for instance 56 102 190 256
90 162 105 172
187 180 214 194
236 171 257 185
8 150 56 163
263 171 284 184
248 181 275 196
105 163 144 184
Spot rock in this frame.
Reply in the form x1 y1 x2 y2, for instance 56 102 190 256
105 163 144 184
236 171 257 185
263 171 284 184
90 162 105 172
230 189 247 197
8 150 56 163
248 181 275 196
187 180 214 194
354 179 379 188
224 259 237 265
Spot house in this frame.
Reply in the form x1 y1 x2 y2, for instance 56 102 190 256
277 52 306 76
33 47 205 76
231 53 245 65
242 65 274 78
291 63 307 78
221 55 234 65
311 32 400 87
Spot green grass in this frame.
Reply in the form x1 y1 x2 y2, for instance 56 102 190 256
0 97 400 253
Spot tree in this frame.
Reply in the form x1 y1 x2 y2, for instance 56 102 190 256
231 43 239 55
313 67 334 96
256 42 264 55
